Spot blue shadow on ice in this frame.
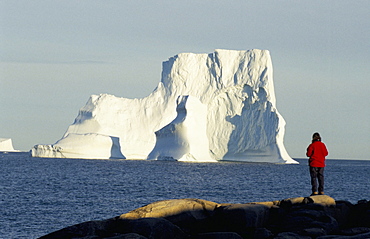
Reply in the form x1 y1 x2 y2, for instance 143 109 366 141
110 136 125 159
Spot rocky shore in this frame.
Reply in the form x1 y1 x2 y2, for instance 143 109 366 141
39 195 370 239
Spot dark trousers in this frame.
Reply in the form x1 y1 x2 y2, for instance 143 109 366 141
309 167 324 193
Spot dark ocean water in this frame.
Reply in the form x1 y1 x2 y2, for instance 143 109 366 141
0 152 369 238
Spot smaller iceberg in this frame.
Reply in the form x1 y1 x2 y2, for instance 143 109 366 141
0 138 17 152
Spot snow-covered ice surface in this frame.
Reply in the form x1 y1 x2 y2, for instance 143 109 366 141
148 95 216 162
32 49 297 164
0 138 17 152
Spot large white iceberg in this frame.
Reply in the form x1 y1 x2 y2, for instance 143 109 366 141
32 49 297 163
0 138 17 152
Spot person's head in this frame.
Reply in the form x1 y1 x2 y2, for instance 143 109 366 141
312 132 321 142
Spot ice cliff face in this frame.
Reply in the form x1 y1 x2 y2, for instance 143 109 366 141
148 95 215 162
32 49 297 163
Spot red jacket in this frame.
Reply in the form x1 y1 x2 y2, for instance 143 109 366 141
306 141 328 167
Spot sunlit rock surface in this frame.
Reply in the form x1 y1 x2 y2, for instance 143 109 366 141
40 196 370 239
32 49 296 163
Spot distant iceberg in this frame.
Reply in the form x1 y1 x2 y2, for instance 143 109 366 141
0 138 17 152
32 49 297 164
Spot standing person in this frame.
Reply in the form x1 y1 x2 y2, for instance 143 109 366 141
306 132 328 196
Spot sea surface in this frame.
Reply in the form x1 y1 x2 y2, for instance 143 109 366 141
0 152 369 238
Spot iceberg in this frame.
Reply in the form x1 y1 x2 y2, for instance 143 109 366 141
32 49 297 163
0 138 17 152
148 95 216 162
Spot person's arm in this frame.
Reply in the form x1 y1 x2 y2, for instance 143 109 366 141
323 143 328 157
306 144 313 157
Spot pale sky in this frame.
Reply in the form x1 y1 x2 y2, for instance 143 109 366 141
1 1 369 160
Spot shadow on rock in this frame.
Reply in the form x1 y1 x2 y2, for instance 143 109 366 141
39 196 370 239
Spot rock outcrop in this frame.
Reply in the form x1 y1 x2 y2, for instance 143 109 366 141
39 196 370 239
